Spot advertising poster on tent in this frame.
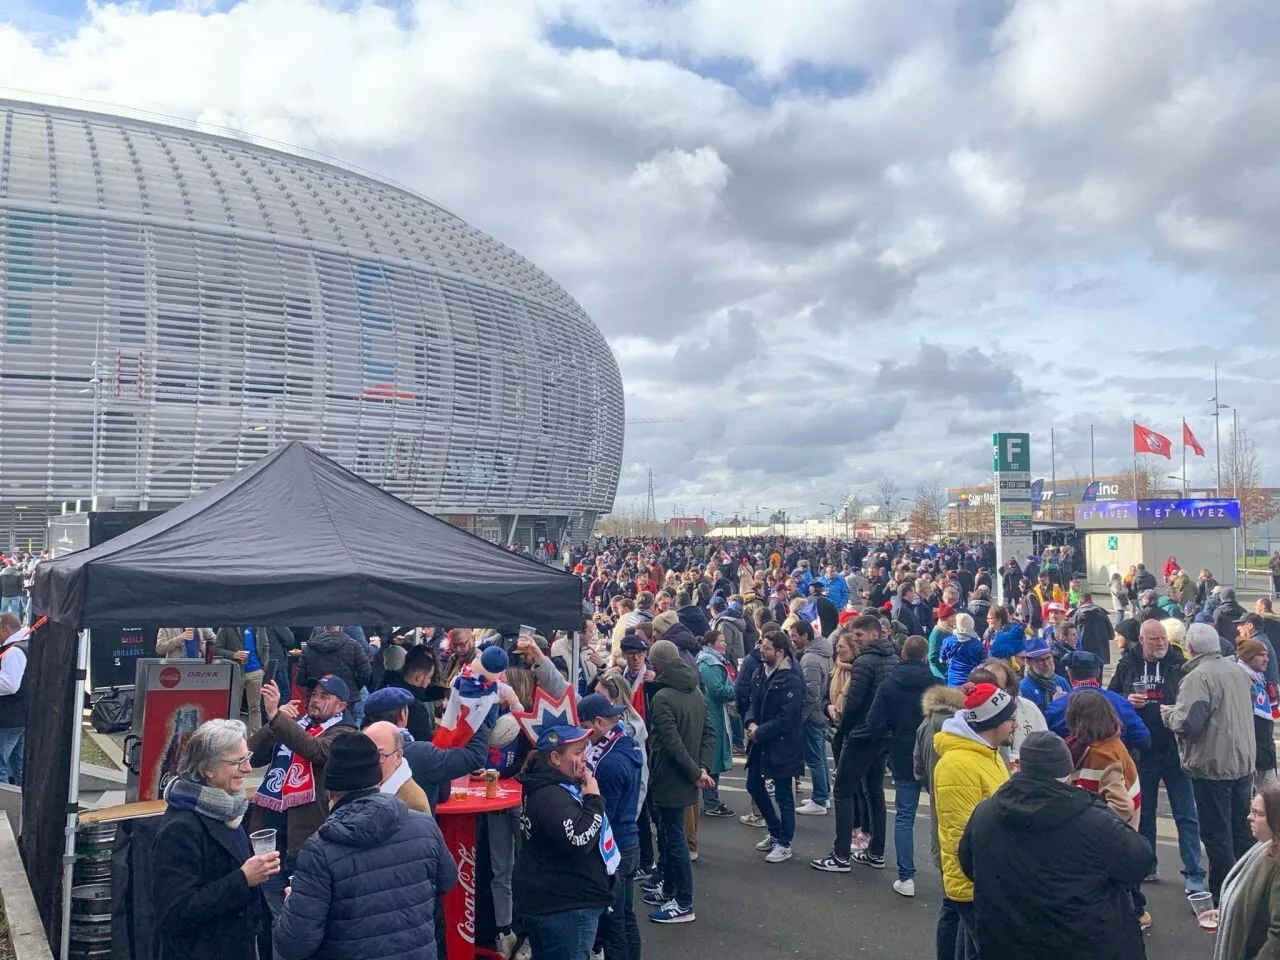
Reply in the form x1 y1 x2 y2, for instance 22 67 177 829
130 659 239 802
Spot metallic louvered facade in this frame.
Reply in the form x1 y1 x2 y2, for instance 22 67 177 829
0 98 623 550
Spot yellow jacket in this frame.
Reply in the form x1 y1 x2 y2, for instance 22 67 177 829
932 722 1010 901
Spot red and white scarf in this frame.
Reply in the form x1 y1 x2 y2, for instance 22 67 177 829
253 715 344 812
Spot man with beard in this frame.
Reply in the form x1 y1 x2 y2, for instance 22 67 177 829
248 675 355 911
1108 619 1205 893
1019 637 1070 715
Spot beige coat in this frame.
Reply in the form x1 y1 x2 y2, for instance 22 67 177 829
155 627 216 659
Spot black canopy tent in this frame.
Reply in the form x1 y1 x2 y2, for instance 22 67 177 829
37 440 584 630
24 441 585 957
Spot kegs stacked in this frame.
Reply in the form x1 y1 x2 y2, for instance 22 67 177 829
69 823 116 960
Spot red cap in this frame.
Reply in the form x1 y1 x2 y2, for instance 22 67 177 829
936 603 955 620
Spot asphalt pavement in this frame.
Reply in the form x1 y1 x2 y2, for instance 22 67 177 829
641 758 1215 960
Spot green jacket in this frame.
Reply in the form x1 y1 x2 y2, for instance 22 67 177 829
696 649 734 776
647 659 715 808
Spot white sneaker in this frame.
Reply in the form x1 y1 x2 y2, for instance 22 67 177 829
689 850 699 862
740 812 767 828
893 879 916 898
589 949 605 960
765 844 793 863
754 834 778 852
795 800 828 816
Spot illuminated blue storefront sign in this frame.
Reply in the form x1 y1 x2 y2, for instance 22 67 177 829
1075 498 1240 531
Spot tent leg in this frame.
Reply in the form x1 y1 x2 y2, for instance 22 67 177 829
571 631 580 698
507 514 520 548
58 629 89 960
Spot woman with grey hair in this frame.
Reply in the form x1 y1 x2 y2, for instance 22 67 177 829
152 718 279 960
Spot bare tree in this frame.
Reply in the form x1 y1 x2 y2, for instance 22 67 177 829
1130 461 1166 498
915 481 947 534
1223 426 1278 558
873 476 900 524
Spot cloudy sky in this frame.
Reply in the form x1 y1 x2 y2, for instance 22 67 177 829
3 0 1277 521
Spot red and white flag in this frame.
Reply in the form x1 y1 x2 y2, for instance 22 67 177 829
1182 421 1205 457
1133 422 1172 460
432 665 501 749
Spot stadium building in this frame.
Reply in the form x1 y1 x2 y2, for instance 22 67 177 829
0 98 624 551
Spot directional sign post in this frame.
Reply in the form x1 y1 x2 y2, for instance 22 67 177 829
993 432 1032 605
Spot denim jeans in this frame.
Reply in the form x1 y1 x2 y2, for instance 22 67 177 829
1193 775 1253 902
731 712 745 751
1138 749 1203 883
0 727 22 786
803 722 831 807
745 764 796 846
701 773 721 809
598 844 640 960
0 597 20 618
523 906 605 960
637 798 655 869
893 778 922 881
833 739 888 858
937 898 978 960
655 805 694 909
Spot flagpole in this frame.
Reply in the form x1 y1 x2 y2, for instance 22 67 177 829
1090 424 1095 481
1132 420 1138 498
1050 427 1057 522
1181 419 1188 497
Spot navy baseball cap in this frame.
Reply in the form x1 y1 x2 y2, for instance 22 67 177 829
535 725 590 753
578 693 626 722
1062 650 1103 673
307 673 351 702
364 686 414 715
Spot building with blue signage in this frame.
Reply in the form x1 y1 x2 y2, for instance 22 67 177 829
0 98 623 550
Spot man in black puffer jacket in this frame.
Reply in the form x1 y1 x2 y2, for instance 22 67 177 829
274 733 456 960
299 626 371 698
959 732 1152 960
812 614 898 873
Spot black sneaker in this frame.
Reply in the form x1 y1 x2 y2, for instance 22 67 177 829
704 803 735 818
851 850 885 869
809 852 852 873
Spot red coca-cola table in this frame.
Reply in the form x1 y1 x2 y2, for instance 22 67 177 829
437 778 523 959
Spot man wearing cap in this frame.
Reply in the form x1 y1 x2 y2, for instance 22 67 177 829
274 732 456 960
1214 587 1248 645
580 693 644 960
709 595 747 665
361 686 416 734
1135 589 1163 623
248 674 356 910
957 731 1154 960
931 682 1017 959
513 721 616 957
1045 651 1151 750
1237 612 1280 691
1235 635 1278 790
641 638 714 924
1019 636 1070 715
1106 618 1204 893
806 581 840 638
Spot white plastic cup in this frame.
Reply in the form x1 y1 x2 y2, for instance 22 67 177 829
1187 892 1217 934
451 775 470 803
250 828 277 857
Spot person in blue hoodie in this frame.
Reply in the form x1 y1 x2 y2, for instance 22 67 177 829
1044 650 1151 750
580 693 643 960
821 565 850 611
940 614 986 687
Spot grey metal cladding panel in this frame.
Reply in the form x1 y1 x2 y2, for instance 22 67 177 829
0 100 623 513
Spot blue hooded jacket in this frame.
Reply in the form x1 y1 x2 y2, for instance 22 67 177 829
940 631 985 687
590 724 643 851
822 574 849 610
1044 684 1152 750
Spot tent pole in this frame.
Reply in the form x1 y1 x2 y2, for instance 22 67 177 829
507 514 520 548
59 628 89 960
571 630 580 698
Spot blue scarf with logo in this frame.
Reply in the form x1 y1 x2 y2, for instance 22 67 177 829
559 781 621 876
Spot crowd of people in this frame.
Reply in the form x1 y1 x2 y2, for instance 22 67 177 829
140 534 1280 960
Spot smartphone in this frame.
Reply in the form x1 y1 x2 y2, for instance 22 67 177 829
263 659 279 687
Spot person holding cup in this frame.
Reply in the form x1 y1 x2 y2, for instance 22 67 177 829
1206 785 1280 958
153 718 277 960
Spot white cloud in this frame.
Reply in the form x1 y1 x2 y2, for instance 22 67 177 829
1 0 1278 516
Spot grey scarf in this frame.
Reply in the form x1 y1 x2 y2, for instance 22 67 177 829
164 775 250 828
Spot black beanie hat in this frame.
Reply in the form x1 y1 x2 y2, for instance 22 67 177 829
1018 731 1074 781
324 732 382 792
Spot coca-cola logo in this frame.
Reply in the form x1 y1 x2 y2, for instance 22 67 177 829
158 666 181 688
454 841 476 944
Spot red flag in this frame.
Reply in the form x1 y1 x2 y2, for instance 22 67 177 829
1133 422 1172 459
1183 421 1205 457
